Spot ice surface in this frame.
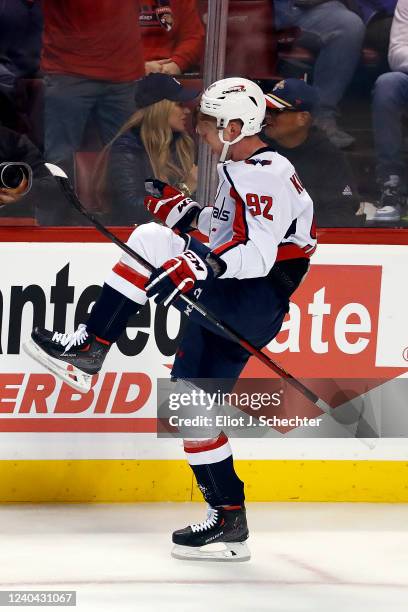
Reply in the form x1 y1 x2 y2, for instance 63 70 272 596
0 502 407 611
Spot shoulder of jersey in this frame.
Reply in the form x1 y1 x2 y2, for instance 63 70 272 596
224 150 293 181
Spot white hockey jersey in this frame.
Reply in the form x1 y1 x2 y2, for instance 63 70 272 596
196 147 316 280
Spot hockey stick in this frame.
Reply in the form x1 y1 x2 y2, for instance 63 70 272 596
46 163 377 441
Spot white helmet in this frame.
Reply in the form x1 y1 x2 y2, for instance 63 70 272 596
200 77 266 160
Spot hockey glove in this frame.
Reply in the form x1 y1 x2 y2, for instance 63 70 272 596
145 250 215 307
144 178 200 231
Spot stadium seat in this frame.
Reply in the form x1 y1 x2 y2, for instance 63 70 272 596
362 47 382 66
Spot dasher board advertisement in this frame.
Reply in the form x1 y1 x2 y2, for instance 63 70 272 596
0 240 407 461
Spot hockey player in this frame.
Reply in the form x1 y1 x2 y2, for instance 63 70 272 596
24 77 316 561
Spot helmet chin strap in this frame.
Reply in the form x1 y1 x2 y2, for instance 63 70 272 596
219 141 230 163
218 129 246 163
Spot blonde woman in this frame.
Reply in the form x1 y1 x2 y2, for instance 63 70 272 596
101 73 198 225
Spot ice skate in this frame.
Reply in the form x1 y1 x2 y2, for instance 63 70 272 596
172 505 250 562
23 324 110 393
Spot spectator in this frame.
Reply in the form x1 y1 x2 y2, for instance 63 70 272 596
262 79 361 226
97 73 199 225
141 1 205 75
273 0 365 148
42 0 145 165
371 0 408 221
0 125 73 224
0 0 42 93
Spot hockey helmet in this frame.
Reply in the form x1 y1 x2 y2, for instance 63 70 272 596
200 77 266 159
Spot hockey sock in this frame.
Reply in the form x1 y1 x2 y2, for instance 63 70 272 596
86 283 144 343
86 259 149 343
184 433 245 507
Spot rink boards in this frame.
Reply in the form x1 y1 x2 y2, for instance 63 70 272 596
0 230 407 502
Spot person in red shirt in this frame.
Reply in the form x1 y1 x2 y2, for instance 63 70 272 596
140 1 205 75
42 0 145 164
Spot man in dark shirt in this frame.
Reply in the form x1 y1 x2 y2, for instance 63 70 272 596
262 79 361 227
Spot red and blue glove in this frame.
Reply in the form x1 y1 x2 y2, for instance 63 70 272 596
145 250 213 307
144 179 200 231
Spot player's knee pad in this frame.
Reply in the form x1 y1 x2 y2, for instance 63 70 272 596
126 222 169 252
125 222 187 270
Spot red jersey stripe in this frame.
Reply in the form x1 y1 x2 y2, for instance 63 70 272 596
276 243 316 262
184 432 229 454
112 261 149 290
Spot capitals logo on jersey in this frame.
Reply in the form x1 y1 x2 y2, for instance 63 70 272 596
245 159 272 167
212 197 230 221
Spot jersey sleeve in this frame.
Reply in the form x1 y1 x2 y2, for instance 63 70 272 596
212 162 310 280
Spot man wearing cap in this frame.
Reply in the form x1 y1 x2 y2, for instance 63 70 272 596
263 79 361 227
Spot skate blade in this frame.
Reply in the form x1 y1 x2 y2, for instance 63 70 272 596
23 339 93 393
171 541 251 562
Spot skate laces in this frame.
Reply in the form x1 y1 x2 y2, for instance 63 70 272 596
52 324 89 353
191 508 219 533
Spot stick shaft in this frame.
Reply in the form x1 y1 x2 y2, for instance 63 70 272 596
57 177 325 406
48 163 378 446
